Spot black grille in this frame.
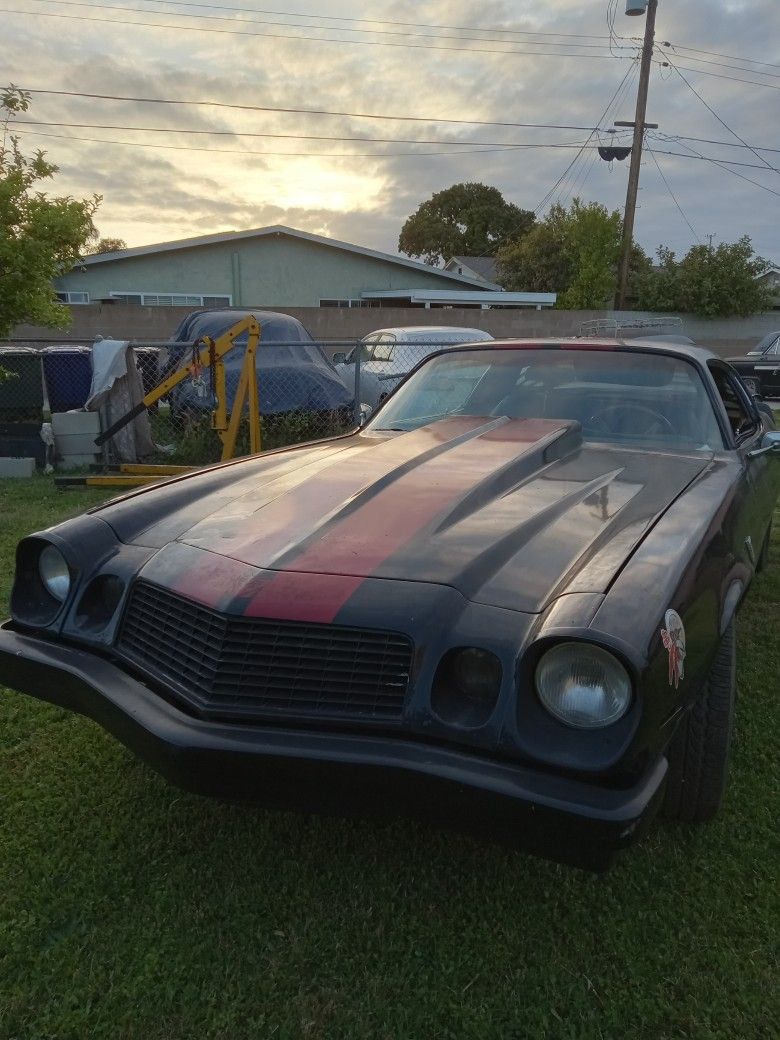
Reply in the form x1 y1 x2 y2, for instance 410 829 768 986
116 581 412 723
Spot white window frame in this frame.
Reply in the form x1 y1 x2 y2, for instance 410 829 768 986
319 298 370 308
56 291 90 304
109 291 232 307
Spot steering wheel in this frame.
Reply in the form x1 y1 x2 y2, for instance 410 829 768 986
584 404 676 438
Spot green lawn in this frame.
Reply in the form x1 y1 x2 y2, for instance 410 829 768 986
1 477 778 1040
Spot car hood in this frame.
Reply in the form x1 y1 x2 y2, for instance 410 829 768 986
97 416 711 614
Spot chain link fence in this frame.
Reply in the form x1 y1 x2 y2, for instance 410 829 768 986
0 335 456 471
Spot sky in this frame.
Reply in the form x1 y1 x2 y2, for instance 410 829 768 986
2 0 779 265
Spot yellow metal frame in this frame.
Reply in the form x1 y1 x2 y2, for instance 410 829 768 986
63 317 263 488
137 315 262 462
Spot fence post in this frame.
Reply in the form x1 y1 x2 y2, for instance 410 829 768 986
353 342 362 426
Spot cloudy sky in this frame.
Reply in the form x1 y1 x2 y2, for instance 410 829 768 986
2 0 779 265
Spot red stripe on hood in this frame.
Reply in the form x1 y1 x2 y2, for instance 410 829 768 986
243 418 568 622
240 572 364 624
170 549 256 608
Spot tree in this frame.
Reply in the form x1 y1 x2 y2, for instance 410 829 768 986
398 182 534 266
91 236 126 254
635 237 771 317
496 199 634 308
0 85 100 339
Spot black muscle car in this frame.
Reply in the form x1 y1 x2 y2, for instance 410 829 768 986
727 331 780 399
2 340 778 870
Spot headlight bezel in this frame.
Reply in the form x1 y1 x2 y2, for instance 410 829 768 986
431 646 503 728
11 537 75 627
534 640 634 730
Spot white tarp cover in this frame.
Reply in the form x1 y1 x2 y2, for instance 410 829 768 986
86 339 154 461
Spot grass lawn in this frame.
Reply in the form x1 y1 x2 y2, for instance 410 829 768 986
1 476 778 1039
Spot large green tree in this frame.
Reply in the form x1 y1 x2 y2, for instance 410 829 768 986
91 236 126 254
496 199 641 308
0 85 100 338
636 237 772 318
398 182 534 266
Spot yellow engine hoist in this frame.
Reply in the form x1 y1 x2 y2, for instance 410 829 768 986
58 316 262 489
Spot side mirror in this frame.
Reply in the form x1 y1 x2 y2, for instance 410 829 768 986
359 402 373 425
332 351 347 364
748 430 780 459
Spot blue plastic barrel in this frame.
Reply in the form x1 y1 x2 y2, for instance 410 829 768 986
42 345 93 412
0 347 44 421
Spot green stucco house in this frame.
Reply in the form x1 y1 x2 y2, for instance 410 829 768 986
54 225 504 310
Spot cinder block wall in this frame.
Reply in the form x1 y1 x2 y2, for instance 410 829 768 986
9 304 779 359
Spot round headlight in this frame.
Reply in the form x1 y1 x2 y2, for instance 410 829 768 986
535 642 631 729
38 545 71 602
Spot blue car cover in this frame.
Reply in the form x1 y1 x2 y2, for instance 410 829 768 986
167 309 354 415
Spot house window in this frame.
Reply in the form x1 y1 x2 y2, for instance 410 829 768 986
319 298 371 308
109 292 231 307
110 293 143 305
55 291 90 304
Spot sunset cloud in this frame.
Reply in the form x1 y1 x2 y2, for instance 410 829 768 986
3 0 778 262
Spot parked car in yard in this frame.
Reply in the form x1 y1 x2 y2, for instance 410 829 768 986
2 339 778 870
727 331 780 399
165 309 354 418
334 326 493 409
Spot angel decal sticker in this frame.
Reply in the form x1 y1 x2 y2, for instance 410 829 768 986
661 609 686 689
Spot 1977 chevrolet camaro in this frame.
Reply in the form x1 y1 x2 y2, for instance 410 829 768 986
2 340 778 869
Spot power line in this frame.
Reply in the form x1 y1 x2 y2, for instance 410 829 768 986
658 49 780 176
0 6 633 58
663 40 780 72
10 126 595 158
548 60 639 211
659 49 780 82
14 0 623 49
536 61 638 213
19 88 609 133
647 140 780 199
80 0 618 41
10 118 609 149
647 145 780 173
19 89 780 157
665 132 780 155
661 61 780 92
646 145 700 242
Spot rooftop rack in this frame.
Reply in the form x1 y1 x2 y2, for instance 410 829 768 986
578 316 684 338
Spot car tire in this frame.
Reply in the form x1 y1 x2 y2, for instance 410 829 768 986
662 621 736 823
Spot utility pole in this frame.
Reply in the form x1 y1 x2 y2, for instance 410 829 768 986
615 0 658 310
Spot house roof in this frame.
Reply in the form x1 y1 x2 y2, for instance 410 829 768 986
445 255 500 285
361 289 555 308
80 224 495 289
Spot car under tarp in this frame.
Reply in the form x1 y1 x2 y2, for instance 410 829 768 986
167 309 354 415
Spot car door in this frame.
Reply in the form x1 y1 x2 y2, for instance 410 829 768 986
709 361 775 569
755 336 780 398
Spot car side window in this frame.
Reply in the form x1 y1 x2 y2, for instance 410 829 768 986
710 364 759 442
768 337 780 356
372 336 395 362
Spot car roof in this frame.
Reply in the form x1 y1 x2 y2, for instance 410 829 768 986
364 326 490 340
439 337 721 366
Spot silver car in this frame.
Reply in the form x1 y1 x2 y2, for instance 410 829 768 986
335 326 493 410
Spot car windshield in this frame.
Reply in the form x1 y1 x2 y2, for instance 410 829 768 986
367 347 725 452
751 332 780 354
